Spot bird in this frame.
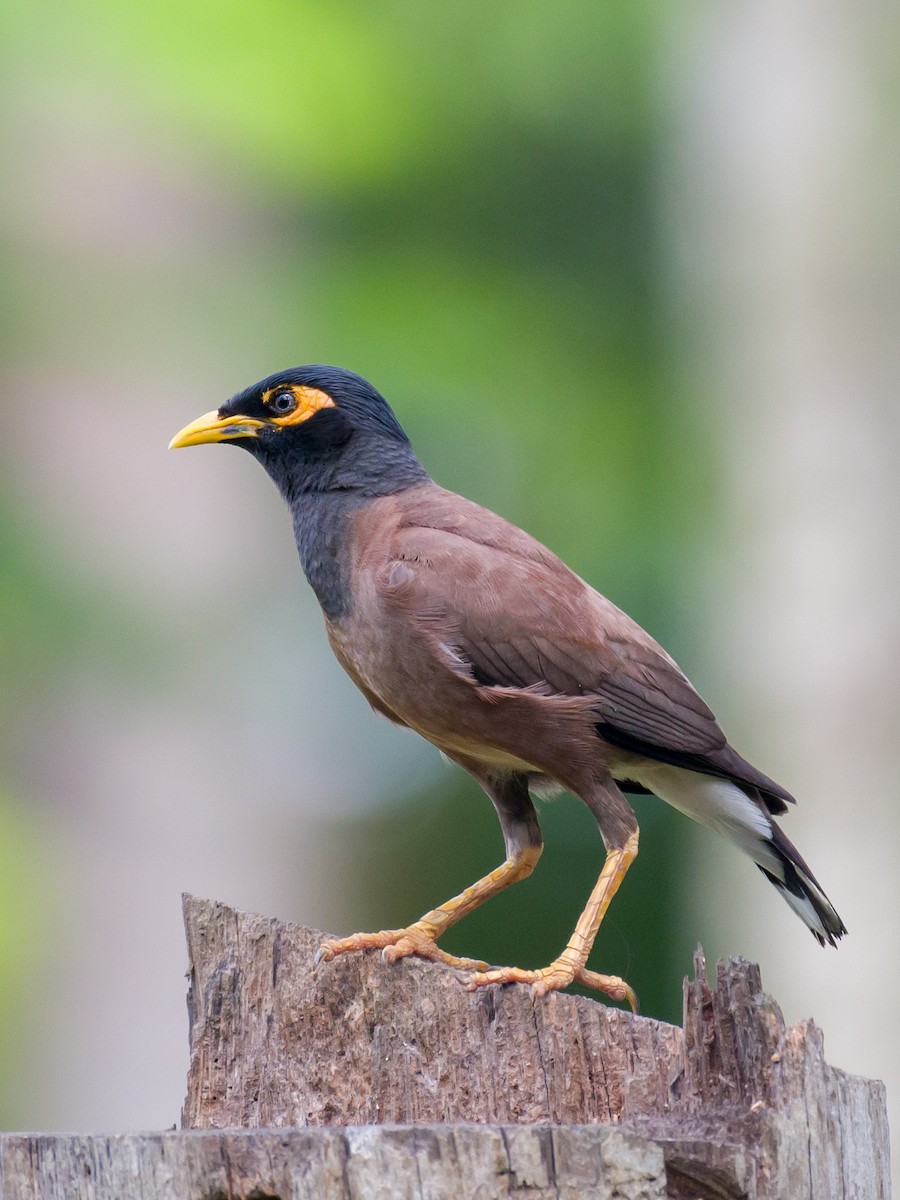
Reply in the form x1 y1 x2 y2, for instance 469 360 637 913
170 364 846 1006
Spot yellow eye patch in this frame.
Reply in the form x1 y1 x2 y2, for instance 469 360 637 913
262 385 336 426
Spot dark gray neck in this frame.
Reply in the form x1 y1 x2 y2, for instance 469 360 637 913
254 429 429 621
288 490 365 621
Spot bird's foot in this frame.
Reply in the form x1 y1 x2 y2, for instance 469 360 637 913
314 925 490 973
465 960 638 1011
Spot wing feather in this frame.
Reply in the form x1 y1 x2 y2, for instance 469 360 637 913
381 516 725 757
371 488 793 811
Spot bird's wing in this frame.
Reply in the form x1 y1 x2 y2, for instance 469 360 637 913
378 500 726 759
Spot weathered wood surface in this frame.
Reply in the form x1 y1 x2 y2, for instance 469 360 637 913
181 895 681 1129
181 895 891 1199
0 895 888 1199
0 1126 667 1200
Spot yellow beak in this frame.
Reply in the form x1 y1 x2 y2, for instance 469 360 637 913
168 410 268 449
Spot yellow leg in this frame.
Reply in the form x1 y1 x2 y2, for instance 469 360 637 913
466 829 640 1009
315 844 542 973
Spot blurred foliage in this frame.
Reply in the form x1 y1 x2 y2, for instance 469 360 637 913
0 0 711 1064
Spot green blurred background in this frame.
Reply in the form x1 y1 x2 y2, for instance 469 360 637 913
1 0 897 1173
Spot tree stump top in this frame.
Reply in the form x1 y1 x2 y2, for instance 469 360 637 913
181 895 890 1199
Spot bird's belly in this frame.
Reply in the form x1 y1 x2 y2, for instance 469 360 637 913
326 618 543 772
419 730 541 773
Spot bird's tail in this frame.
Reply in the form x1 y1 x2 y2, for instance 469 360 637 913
629 764 847 946
755 818 847 947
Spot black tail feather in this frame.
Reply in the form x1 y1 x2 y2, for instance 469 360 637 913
759 824 847 947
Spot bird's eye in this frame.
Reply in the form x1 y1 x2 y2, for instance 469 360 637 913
270 391 297 415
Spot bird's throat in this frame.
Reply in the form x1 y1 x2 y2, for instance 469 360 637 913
290 491 363 621
257 428 429 620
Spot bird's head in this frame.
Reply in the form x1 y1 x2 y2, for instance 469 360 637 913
169 365 428 497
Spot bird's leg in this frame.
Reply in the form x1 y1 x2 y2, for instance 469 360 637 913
466 828 639 1009
315 846 541 971
316 771 542 974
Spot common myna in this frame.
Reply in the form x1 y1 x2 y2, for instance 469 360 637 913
170 365 846 1005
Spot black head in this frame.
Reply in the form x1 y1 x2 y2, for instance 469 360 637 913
169 365 429 498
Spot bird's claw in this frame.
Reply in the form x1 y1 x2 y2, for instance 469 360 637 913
315 932 636 1009
314 927 490 973
465 960 637 1010
465 963 574 995
381 942 409 965
576 966 638 1013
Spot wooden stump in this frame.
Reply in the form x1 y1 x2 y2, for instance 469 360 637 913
0 1127 668 1200
0 895 889 1199
180 896 890 1199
